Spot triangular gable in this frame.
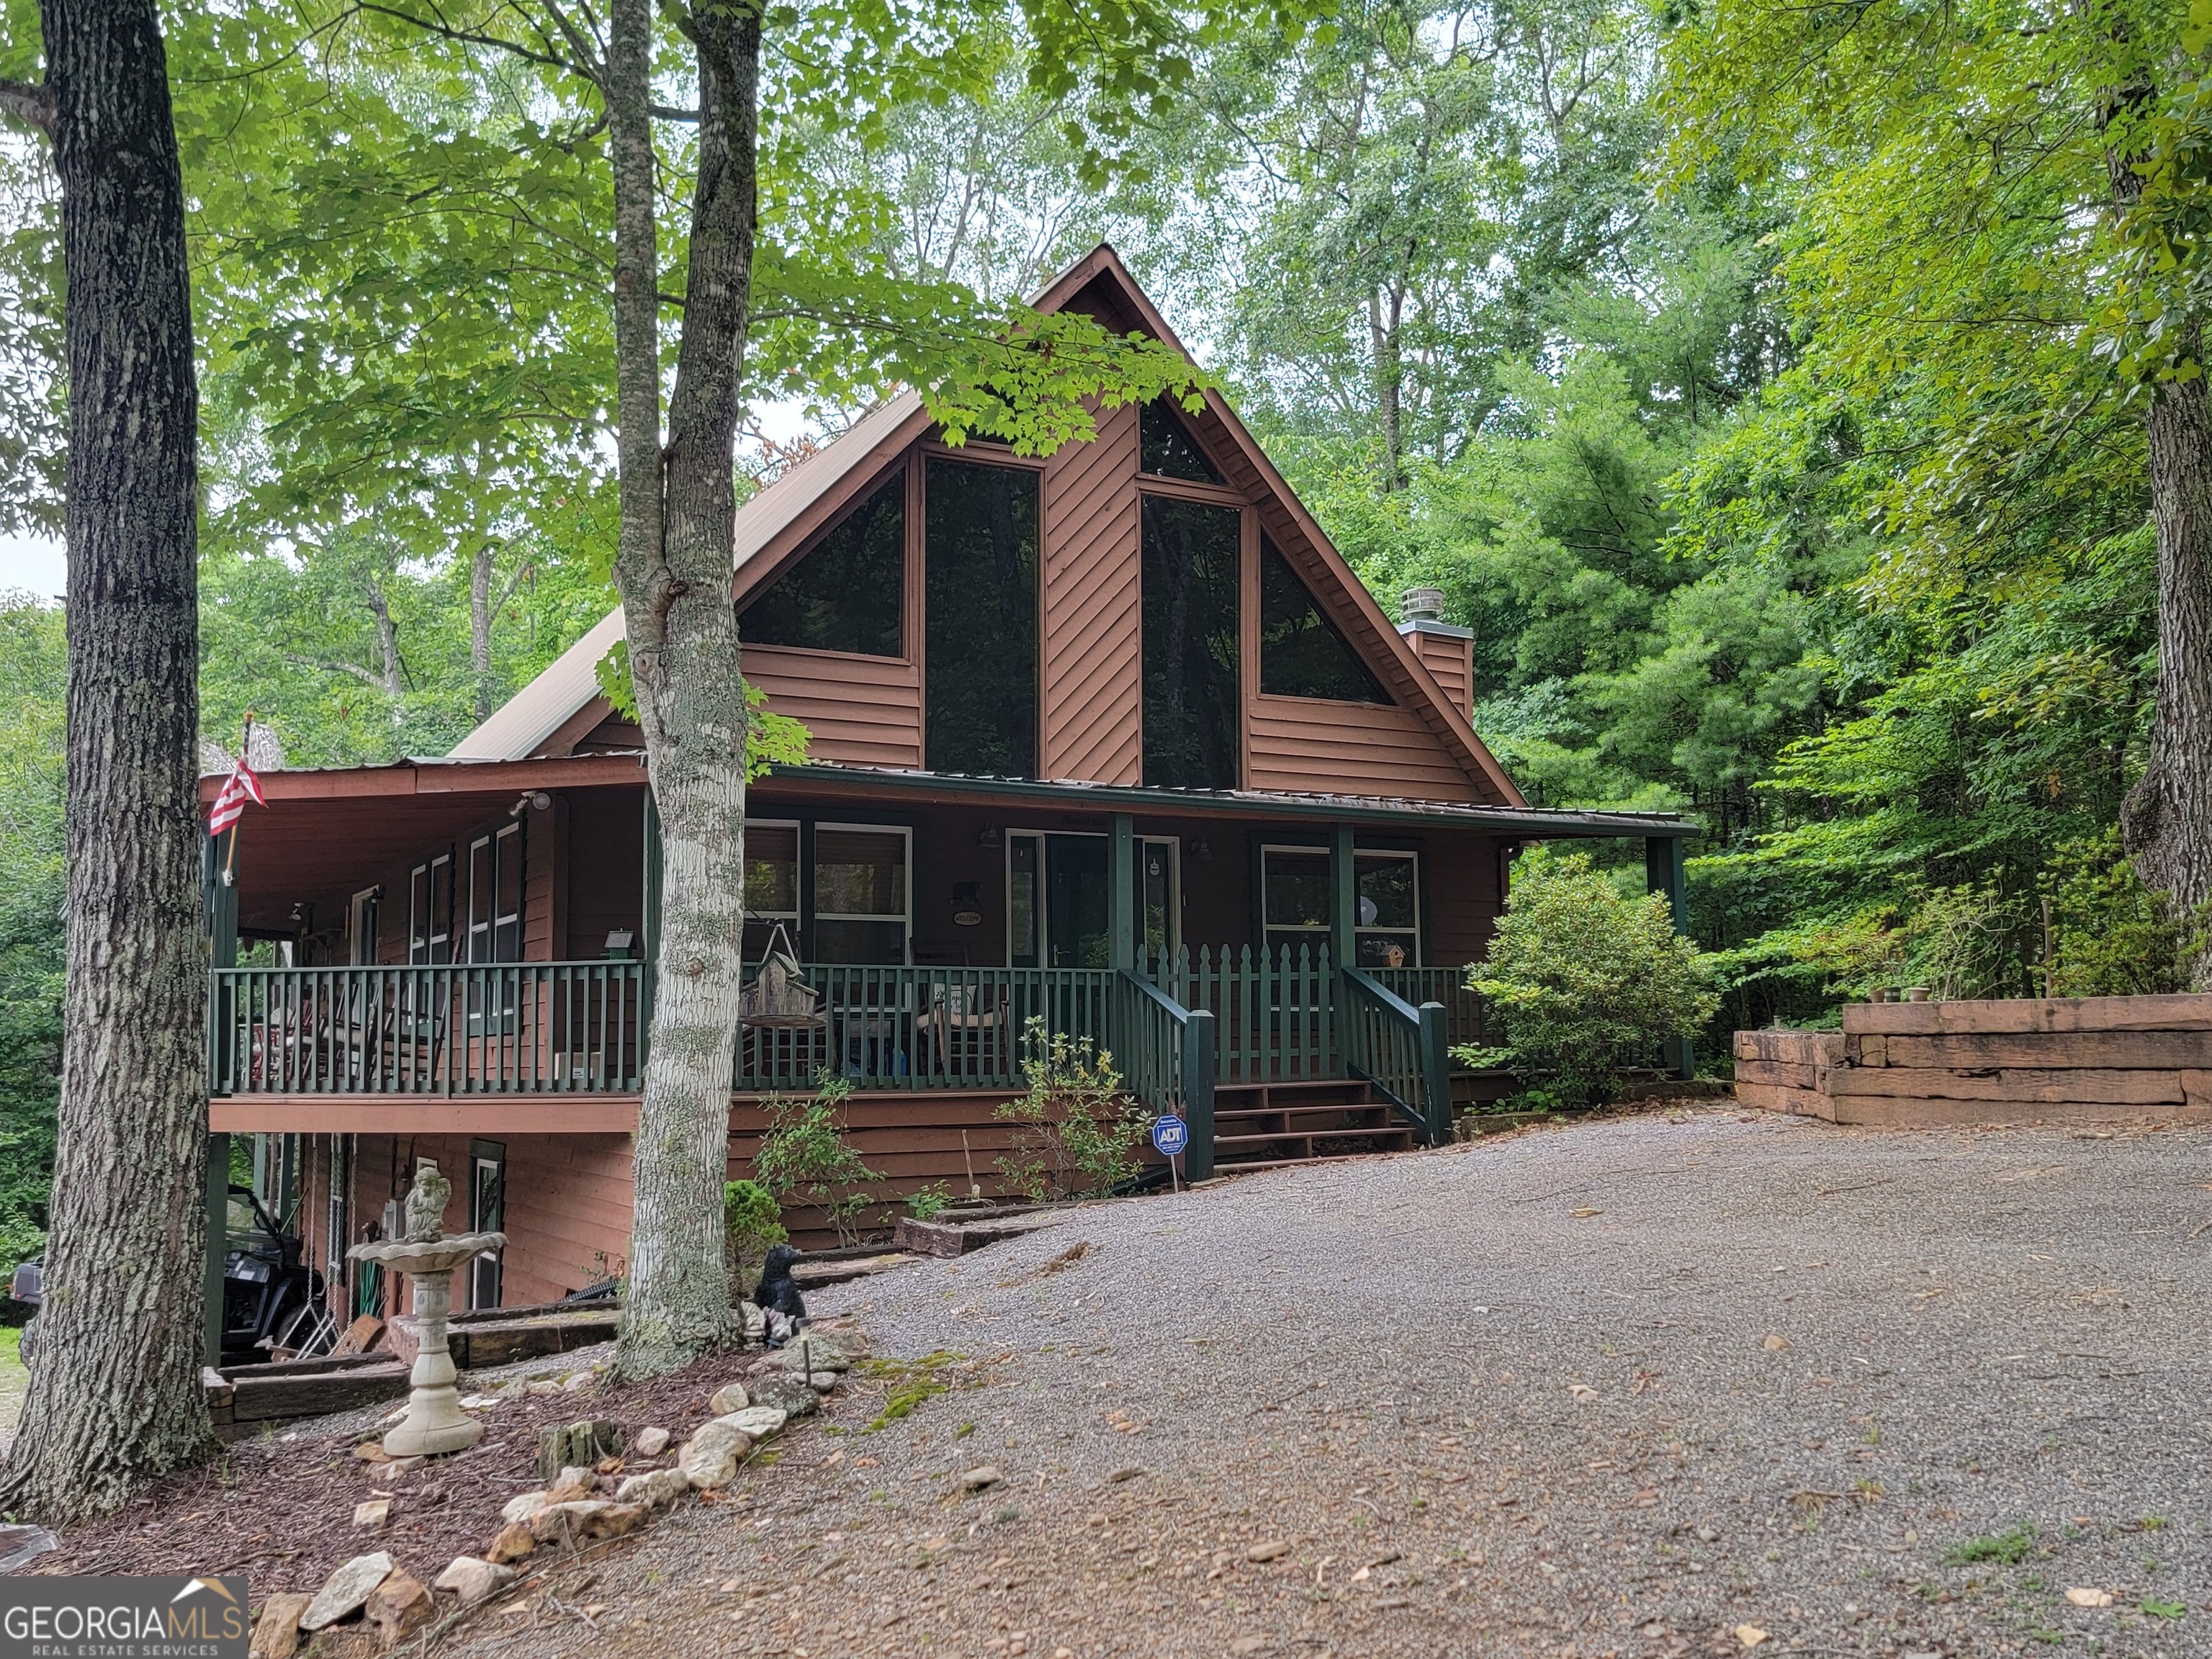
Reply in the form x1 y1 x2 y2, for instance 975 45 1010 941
454 246 1526 809
1040 248 1523 808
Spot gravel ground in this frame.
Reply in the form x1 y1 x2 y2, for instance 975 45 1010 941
438 1106 2212 1659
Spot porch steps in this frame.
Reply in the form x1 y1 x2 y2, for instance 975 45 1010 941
1208 1079 1419 1170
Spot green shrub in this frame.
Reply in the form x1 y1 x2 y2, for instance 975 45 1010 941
994 1018 1146 1201
904 1181 955 1220
2047 827 2206 997
1457 850 1719 1110
754 1073 879 1246
722 1177 786 1300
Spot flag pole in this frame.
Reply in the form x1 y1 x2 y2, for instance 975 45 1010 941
221 713 253 885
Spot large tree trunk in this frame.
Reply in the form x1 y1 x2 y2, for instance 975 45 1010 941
607 0 763 1378
2121 338 2212 985
0 0 212 1520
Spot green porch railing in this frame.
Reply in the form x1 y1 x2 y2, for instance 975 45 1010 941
1148 943 1337 1084
1340 967 1452 1146
735 963 1115 1093
1371 966 1486 1053
210 963 645 1095
1113 970 1216 1181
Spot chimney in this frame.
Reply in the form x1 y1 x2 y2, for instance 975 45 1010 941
1400 586 1446 623
1396 588 1473 723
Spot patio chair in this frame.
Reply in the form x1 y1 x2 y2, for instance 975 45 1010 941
920 982 1010 1079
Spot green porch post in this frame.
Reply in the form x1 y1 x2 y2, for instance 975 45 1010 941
1328 822 1356 974
1108 812 1135 975
1645 835 1693 1080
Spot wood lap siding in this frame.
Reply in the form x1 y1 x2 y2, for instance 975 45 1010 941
1040 403 1142 784
1424 832 1503 966
1249 696 1485 804
346 1133 639 1309
742 644 923 770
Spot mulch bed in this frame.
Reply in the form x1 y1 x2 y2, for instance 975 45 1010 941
32 1344 766 1598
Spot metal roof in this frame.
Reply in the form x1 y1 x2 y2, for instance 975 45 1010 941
449 391 925 762
755 763 1698 838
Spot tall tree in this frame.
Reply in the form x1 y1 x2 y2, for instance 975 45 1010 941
0 0 212 1519
1664 0 2212 979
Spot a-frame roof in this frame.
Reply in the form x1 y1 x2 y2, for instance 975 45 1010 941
453 246 1524 809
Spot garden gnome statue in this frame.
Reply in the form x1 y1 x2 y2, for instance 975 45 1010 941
349 1164 505 1456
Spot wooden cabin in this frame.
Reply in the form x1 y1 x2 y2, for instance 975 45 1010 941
201 248 1694 1309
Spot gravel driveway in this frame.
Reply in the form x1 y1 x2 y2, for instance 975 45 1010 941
440 1107 2212 1659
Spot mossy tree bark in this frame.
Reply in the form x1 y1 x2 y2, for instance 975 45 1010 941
606 0 763 1377
0 0 214 1519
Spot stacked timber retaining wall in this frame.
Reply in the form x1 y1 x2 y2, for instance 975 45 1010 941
1735 994 2212 1128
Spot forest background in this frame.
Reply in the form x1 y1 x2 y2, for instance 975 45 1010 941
0 0 2200 1262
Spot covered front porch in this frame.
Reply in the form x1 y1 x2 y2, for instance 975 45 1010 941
204 757 1696 1172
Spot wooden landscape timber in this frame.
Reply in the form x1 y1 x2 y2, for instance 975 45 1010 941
1733 994 2212 1128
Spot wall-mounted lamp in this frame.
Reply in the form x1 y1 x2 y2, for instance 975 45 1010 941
1187 836 1213 861
511 791 552 817
977 826 1002 848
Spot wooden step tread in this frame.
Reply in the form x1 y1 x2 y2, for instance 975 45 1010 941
1213 1104 1395 1124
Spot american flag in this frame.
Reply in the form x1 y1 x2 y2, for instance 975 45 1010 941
207 757 266 836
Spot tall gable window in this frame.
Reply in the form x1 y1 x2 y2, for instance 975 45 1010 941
925 458 1038 777
1259 539 1391 704
740 472 904 656
1141 496 1242 790
1141 402 1223 484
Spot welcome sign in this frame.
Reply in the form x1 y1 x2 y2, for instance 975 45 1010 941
0 1577 248 1658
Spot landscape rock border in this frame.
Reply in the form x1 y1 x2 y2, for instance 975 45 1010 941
246 1316 868 1657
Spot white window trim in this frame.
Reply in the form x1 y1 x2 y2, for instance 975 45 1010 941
1259 843 1423 966
1354 848 1421 967
350 887 381 967
812 821 912 963
409 852 454 966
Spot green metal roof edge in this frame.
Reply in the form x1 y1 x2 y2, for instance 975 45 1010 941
758 763 1699 838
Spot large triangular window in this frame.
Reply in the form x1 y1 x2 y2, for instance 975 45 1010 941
739 472 904 657
1259 539 1391 704
1141 402 1223 483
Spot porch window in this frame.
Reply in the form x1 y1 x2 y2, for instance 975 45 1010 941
1354 851 1420 968
742 820 800 961
739 472 904 657
812 825 909 963
925 458 1038 777
408 853 453 964
1259 539 1390 705
1261 846 1421 967
1141 495 1242 790
1141 401 1223 484
467 822 524 965
1262 848 1330 963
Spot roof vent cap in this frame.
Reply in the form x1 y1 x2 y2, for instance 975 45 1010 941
1400 586 1446 624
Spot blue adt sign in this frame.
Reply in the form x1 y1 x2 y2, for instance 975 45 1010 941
1151 1114 1190 1157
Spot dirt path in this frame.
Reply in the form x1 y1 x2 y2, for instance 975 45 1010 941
437 1109 2212 1659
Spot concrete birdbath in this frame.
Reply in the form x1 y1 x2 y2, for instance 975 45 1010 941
349 1165 506 1457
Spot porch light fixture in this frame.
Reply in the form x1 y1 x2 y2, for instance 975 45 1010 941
977 827 1002 848
511 791 552 817
1187 836 1213 861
